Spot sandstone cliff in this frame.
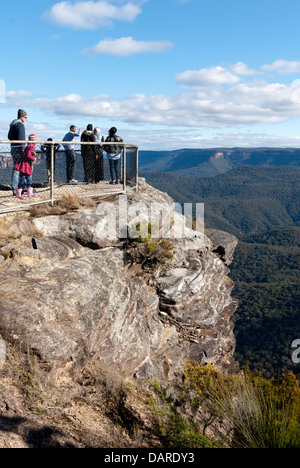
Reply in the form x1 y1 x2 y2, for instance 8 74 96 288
0 179 238 383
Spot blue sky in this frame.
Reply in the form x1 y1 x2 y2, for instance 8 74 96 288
1 0 300 149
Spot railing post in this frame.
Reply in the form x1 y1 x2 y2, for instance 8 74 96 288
50 143 54 206
136 147 139 192
123 144 127 192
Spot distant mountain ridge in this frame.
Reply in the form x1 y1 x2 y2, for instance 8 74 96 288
144 166 300 237
139 147 300 178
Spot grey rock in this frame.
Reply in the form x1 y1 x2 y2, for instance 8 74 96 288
0 180 239 381
205 229 238 265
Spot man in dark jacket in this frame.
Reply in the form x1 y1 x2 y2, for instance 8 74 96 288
81 124 96 184
104 127 123 184
41 138 61 184
7 109 28 195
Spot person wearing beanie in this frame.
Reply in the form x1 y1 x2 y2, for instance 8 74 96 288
81 124 96 184
14 134 38 200
104 127 123 185
7 109 28 195
18 109 28 119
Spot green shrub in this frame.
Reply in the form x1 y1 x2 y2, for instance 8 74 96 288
147 380 224 448
183 362 300 448
126 221 174 268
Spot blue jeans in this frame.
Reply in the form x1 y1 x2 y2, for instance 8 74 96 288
65 149 76 182
19 173 32 190
109 159 120 181
11 147 22 194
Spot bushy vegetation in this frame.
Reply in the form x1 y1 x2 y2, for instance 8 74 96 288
147 379 223 449
148 363 300 449
125 221 174 269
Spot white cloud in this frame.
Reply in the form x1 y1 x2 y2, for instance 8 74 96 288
44 1 142 30
231 62 257 76
82 36 174 56
230 59 300 77
260 59 300 75
175 59 300 89
20 78 300 129
175 66 241 87
6 61 300 135
0 80 5 104
138 129 300 150
6 90 34 100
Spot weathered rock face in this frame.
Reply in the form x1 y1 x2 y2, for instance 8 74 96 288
0 179 239 381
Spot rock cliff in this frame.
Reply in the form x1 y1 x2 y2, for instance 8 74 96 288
0 179 239 382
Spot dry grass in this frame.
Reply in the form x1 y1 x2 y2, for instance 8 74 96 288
0 340 159 448
0 219 20 248
29 194 97 218
0 216 43 250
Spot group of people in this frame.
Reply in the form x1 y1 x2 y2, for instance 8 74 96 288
63 124 123 185
7 109 124 199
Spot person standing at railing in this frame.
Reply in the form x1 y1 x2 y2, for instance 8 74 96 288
41 138 61 185
94 127 104 183
81 124 96 184
104 127 123 185
7 109 28 195
14 134 38 200
62 125 81 184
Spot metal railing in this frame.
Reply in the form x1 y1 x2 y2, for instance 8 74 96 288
0 140 139 213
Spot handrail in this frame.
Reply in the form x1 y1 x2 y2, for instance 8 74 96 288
0 140 139 148
0 139 139 213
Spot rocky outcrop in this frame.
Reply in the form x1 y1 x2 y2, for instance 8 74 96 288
205 229 239 266
0 179 239 381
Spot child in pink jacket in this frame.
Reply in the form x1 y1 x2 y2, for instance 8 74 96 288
15 134 38 199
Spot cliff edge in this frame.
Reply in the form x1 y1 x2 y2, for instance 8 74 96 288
0 179 239 383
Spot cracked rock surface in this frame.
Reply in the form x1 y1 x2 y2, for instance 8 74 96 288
0 179 239 381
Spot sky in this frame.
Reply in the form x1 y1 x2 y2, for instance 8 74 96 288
0 0 300 150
